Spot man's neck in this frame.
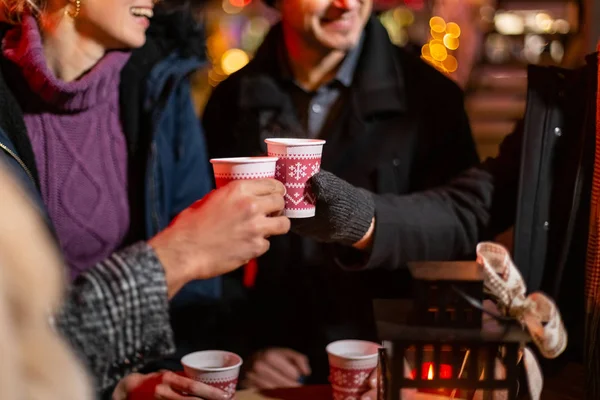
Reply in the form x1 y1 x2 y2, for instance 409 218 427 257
282 26 346 92
38 11 106 82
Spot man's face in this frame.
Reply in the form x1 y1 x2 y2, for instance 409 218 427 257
280 0 372 52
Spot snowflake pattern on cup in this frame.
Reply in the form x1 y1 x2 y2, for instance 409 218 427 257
353 371 370 385
270 155 322 218
265 138 325 218
329 366 373 391
332 370 349 386
205 378 238 396
211 157 278 189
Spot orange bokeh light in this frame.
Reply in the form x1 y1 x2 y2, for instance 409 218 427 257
430 43 448 61
229 0 251 7
443 34 459 50
442 55 458 72
429 16 446 33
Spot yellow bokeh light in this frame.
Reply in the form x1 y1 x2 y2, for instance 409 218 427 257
393 8 415 26
443 34 459 50
389 28 408 46
246 16 270 36
221 49 249 75
206 33 229 63
430 43 447 61
430 39 443 47
421 44 431 58
445 22 461 38
535 13 552 27
431 29 445 40
442 55 458 72
429 16 446 33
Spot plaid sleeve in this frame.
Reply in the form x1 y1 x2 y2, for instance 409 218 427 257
54 242 175 394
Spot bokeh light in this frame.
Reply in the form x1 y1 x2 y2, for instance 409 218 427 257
422 17 461 75
441 55 458 72
443 34 459 50
430 43 447 61
221 49 250 75
445 22 460 38
429 16 446 33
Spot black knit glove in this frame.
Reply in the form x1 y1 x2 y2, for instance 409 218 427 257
291 170 375 246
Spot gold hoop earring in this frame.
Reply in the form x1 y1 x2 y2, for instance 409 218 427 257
66 0 81 19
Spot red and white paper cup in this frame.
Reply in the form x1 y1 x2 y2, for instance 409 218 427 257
326 340 381 400
264 138 326 218
181 350 243 398
209 156 279 288
210 157 279 189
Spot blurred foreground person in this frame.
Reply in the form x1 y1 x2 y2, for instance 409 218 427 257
0 163 92 400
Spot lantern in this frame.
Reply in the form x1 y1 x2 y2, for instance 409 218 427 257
375 261 530 400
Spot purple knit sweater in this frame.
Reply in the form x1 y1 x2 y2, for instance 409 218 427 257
3 16 132 280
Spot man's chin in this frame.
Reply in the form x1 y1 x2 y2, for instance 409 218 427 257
317 36 360 52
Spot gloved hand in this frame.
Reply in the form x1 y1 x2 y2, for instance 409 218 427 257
291 170 375 246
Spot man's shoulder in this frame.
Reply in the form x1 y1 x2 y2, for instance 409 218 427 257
207 70 244 107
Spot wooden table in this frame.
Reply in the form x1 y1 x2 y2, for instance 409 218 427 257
236 363 584 400
237 385 332 400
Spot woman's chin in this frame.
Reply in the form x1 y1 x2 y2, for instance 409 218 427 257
110 34 147 51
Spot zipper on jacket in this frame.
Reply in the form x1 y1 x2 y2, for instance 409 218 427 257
0 141 35 184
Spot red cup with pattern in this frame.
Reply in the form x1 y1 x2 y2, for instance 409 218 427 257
326 340 380 400
210 157 279 189
181 350 243 398
264 138 326 218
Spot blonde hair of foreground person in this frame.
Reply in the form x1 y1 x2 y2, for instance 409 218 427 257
0 0 45 22
0 165 92 400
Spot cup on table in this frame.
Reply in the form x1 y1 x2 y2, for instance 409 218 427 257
210 157 279 189
181 350 243 398
326 340 381 400
264 138 326 218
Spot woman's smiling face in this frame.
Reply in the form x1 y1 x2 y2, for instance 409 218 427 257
68 0 156 49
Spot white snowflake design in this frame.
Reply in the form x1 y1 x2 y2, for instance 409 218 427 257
310 161 320 176
224 383 236 394
353 371 370 385
289 162 307 180
332 370 348 385
275 164 282 178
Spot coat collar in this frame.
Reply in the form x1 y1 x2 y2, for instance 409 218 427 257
350 16 407 115
239 16 407 117
276 30 364 89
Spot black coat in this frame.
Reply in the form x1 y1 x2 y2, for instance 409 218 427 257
291 54 598 371
495 57 598 366
203 17 479 383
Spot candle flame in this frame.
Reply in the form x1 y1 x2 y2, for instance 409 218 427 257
427 364 434 380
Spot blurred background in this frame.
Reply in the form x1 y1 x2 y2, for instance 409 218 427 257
185 0 596 161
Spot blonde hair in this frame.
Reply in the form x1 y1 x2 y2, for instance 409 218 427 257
0 164 92 400
0 0 41 22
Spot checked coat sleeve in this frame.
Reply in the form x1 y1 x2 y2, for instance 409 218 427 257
53 242 175 395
